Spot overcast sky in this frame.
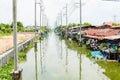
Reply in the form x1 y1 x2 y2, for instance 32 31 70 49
0 0 120 27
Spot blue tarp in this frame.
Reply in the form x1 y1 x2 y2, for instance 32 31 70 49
91 51 107 60
43 33 48 38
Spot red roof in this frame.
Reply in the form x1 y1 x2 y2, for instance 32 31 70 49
85 28 120 40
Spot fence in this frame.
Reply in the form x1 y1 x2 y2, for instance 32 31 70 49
0 36 35 67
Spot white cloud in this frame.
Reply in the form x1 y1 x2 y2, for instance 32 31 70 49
0 0 120 27
0 0 12 24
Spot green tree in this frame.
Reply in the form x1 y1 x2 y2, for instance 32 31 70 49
68 23 77 27
82 22 91 26
11 21 25 32
0 23 12 34
112 22 120 26
17 21 25 32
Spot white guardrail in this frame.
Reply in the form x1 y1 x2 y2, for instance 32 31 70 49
0 36 35 67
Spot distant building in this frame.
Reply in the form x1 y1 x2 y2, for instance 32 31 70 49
103 21 113 27
25 26 40 30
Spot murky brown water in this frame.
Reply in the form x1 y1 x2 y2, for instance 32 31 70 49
20 32 110 80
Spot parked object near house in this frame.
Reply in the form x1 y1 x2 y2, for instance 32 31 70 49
91 51 107 60
99 38 120 61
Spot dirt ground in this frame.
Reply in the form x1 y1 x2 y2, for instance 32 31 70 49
0 32 34 55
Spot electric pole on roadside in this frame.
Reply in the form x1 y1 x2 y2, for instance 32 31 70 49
35 0 42 30
65 4 68 38
36 0 42 33
34 0 38 51
61 11 63 26
11 0 22 79
79 0 82 43
79 0 82 80
57 13 61 26
56 20 58 27
35 0 37 36
113 15 117 22
40 0 42 30
13 0 18 72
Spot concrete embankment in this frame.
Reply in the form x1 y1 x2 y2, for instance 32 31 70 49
0 33 35 67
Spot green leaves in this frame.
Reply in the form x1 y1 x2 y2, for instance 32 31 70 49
0 23 12 34
0 60 13 80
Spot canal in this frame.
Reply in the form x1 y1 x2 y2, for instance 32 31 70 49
20 32 110 80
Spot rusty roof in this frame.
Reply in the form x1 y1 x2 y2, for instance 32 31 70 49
104 35 120 40
85 28 120 40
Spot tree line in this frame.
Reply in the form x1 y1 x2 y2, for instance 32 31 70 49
0 21 34 35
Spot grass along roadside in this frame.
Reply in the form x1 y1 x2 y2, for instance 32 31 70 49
0 33 11 37
0 42 34 80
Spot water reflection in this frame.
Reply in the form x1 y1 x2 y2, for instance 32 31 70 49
65 46 68 73
77 52 82 80
20 32 110 80
40 40 46 74
40 41 43 74
60 40 63 60
34 43 38 80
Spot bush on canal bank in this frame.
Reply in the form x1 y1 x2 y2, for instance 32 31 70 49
0 42 34 80
0 59 13 80
65 39 90 55
98 61 120 80
18 52 27 62
0 53 26 80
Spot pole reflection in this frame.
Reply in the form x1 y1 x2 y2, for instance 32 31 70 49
40 39 46 74
34 42 38 80
65 46 68 73
77 51 82 80
60 39 63 60
43 39 47 73
40 40 43 74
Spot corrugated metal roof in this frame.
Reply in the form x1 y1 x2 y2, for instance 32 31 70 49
85 28 120 40
104 35 120 40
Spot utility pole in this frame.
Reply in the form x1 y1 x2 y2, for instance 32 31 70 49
43 14 45 27
56 21 58 27
37 0 42 33
58 13 61 26
40 0 42 29
13 0 18 72
34 0 38 51
11 0 22 79
79 0 82 43
35 0 37 35
35 0 42 30
113 15 116 22
65 4 68 38
57 14 59 26
61 11 63 26
79 0 82 80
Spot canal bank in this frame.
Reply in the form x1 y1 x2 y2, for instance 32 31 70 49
0 35 35 67
0 38 34 80
20 32 109 80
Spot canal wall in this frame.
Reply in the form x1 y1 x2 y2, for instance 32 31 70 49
0 36 35 67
